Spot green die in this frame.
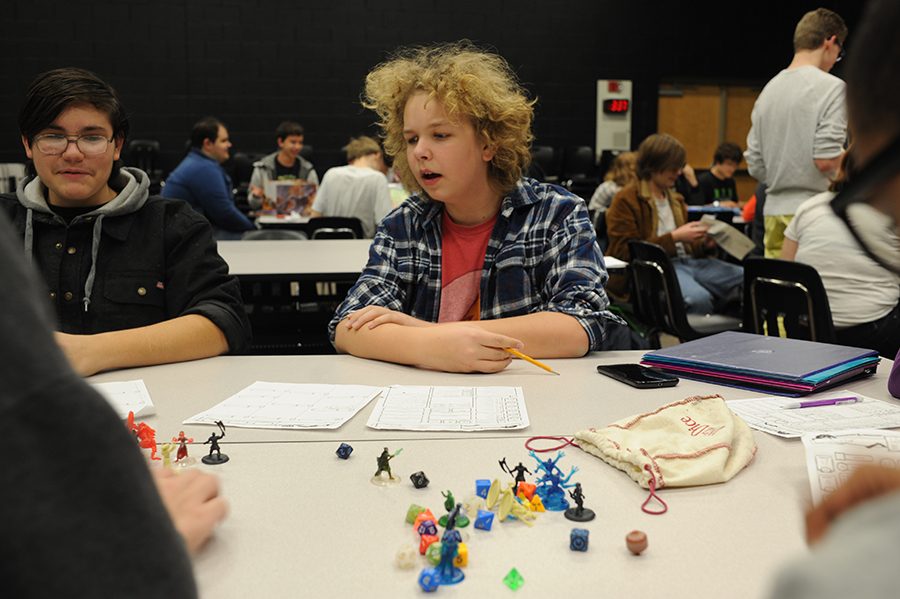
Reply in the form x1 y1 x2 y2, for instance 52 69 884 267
503 567 524 591
425 541 442 565
405 504 426 525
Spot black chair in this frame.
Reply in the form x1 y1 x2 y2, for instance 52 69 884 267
561 145 595 179
126 139 159 173
242 229 308 241
229 152 260 186
593 210 609 254
742 257 836 342
125 139 163 194
530 145 558 182
628 240 742 345
560 145 599 200
307 217 364 240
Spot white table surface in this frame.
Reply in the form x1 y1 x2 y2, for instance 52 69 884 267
217 239 371 276
603 255 628 270
188 435 808 599
218 239 625 275
89 352 894 445
104 352 896 598
256 213 310 225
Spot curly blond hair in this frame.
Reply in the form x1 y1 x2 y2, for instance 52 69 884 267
363 41 535 196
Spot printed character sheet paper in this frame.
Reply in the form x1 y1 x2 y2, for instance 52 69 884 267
184 382 383 429
367 385 529 431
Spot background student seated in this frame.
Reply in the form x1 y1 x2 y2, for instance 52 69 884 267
695 142 743 207
309 135 394 238
248 121 319 209
588 151 637 215
162 117 255 240
329 42 622 373
782 151 900 358
606 133 743 314
1 68 250 376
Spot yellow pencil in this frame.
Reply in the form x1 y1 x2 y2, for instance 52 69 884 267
505 348 560 375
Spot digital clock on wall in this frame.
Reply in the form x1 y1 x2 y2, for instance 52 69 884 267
602 99 630 114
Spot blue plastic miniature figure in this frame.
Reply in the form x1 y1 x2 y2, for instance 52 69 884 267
435 527 465 585
529 450 577 511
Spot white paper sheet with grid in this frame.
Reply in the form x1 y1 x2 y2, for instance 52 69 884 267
184 381 383 429
366 385 529 431
91 379 155 419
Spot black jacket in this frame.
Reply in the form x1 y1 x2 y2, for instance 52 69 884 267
0 168 250 351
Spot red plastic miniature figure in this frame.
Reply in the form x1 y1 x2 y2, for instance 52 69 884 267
126 411 159 460
172 430 193 462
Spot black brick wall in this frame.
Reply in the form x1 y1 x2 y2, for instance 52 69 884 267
0 0 863 175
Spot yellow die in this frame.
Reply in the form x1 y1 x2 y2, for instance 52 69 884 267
530 495 545 512
453 542 468 567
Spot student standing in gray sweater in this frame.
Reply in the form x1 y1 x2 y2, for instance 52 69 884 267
745 8 848 258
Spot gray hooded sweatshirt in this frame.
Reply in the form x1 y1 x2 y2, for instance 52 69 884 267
17 167 150 313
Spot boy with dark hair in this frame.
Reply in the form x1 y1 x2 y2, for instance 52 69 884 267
606 133 743 314
162 116 256 239
330 42 622 373
695 141 743 207
248 120 318 209
746 7 848 257
309 135 393 238
1 68 250 376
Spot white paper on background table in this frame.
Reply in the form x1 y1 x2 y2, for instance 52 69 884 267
90 379 155 419
726 390 900 438
366 385 529 431
183 381 383 429
802 429 900 503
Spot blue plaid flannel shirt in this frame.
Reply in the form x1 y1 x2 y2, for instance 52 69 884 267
329 178 622 350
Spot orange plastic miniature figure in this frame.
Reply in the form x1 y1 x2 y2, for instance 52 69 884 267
126 411 159 460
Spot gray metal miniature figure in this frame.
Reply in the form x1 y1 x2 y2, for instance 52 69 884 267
564 482 595 522
499 457 532 495
201 420 229 465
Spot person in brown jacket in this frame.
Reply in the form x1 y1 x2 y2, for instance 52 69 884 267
606 134 743 314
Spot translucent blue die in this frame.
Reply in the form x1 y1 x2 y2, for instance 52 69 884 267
474 509 494 531
475 479 491 498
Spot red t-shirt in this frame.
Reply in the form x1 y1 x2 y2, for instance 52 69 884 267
438 211 497 322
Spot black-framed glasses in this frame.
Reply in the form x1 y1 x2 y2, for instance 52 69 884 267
831 135 900 274
835 39 846 63
33 133 114 156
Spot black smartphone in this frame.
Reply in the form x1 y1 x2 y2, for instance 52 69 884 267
596 363 679 388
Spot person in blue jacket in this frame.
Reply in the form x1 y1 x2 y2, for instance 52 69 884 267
162 117 255 239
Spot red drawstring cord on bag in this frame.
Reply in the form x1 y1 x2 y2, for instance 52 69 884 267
641 464 668 515
524 436 579 452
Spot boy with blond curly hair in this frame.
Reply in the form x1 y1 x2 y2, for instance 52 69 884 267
329 42 621 373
